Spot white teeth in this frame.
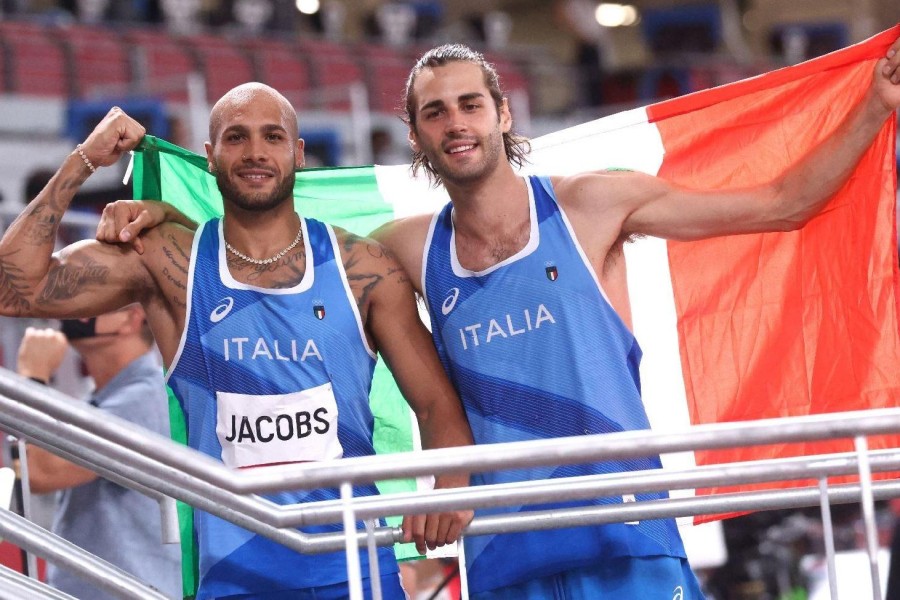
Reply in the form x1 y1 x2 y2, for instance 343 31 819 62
448 145 474 154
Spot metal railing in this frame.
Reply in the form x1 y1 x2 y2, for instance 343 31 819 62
0 366 897 599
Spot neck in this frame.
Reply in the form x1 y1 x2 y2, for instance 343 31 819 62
222 202 302 259
445 163 528 240
79 341 149 390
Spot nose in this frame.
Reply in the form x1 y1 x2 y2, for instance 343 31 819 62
444 107 467 135
242 137 268 162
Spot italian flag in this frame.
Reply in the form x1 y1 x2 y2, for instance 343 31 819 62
133 25 900 594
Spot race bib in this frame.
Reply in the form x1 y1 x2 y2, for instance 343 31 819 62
216 383 343 469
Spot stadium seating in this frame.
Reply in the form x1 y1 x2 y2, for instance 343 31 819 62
241 37 313 110
55 24 131 99
0 21 68 96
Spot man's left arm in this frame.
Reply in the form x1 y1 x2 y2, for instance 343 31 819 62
347 235 474 554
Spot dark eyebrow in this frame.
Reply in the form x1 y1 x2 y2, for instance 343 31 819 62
419 92 486 114
221 124 249 137
261 124 289 135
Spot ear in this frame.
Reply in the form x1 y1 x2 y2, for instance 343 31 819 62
122 305 147 335
407 128 420 153
204 142 215 173
499 98 512 134
295 138 305 169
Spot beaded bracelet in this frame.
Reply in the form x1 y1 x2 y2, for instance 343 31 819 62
75 144 96 174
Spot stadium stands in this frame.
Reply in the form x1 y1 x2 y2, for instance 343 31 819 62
0 21 68 96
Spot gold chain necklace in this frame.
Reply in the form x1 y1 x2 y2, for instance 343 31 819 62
224 223 303 265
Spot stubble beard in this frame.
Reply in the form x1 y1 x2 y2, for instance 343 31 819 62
215 166 297 213
432 128 504 188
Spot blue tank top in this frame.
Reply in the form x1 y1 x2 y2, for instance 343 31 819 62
167 217 397 598
423 176 686 593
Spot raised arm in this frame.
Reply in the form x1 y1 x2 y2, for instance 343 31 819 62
0 108 152 318
559 38 900 243
339 230 474 554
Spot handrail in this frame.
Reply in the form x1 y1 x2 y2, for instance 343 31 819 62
0 508 167 599
0 562 76 600
2 368 898 496
1 363 899 597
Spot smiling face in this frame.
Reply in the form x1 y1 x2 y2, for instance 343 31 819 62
205 84 304 213
408 61 512 188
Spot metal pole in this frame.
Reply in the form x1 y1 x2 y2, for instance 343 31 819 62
0 508 168 599
0 562 77 600
15 439 38 579
341 482 363 600
365 519 382 600
458 535 470 600
819 477 839 600
855 436 883 600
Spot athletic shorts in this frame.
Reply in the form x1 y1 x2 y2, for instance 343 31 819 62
471 556 705 600
218 572 407 600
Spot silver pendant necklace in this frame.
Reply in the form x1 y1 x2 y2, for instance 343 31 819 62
224 223 303 265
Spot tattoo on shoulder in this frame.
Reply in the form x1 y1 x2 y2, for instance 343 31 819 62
0 252 32 314
38 257 109 304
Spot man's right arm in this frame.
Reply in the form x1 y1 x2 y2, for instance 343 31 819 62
0 108 153 318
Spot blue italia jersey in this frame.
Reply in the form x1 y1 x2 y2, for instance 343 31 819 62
167 217 397 599
422 176 686 594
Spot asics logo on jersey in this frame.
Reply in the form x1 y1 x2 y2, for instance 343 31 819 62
672 585 684 600
442 287 460 315
211 297 235 323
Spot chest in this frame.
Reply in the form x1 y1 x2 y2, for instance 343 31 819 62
454 221 531 273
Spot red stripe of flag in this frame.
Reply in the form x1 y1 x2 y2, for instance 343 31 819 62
649 26 900 521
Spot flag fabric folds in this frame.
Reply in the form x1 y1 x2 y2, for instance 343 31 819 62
133 26 900 587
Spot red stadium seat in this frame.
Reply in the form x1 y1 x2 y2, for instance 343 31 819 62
182 34 255 103
241 38 313 110
298 38 365 111
358 43 412 115
56 24 131 99
0 21 69 97
123 28 198 103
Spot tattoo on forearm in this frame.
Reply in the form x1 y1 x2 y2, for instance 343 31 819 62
43 173 81 213
0 254 32 314
38 258 109 303
24 205 59 245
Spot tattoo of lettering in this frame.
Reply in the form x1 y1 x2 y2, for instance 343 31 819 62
24 205 59 245
0 253 32 314
162 233 190 307
38 258 109 304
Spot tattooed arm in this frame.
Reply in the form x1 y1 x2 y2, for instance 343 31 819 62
0 108 153 318
338 228 474 555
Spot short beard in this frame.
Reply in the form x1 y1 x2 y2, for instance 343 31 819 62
215 168 296 213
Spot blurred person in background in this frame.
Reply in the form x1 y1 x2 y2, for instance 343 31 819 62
16 305 180 599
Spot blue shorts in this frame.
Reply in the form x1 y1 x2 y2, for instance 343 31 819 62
219 572 407 600
471 556 704 600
